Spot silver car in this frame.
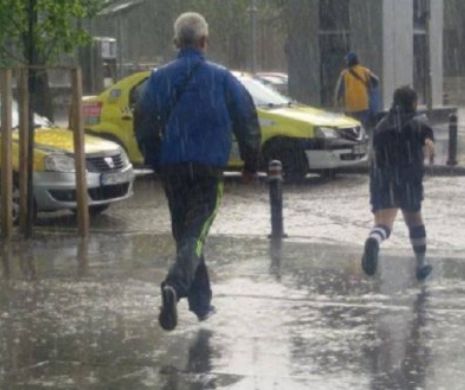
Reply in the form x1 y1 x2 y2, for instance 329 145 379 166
0 101 135 222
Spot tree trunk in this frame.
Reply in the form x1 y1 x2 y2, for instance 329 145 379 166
23 0 54 120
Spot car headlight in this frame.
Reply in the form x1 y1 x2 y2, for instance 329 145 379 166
315 127 340 139
44 154 76 172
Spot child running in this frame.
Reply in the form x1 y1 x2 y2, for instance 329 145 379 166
362 85 435 280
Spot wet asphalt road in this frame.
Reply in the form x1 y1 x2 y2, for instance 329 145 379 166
2 166 465 388
1 233 465 389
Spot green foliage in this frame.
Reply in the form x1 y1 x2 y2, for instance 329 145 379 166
0 0 106 65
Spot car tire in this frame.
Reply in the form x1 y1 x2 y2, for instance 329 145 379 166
0 176 36 226
320 169 336 179
262 138 308 183
11 180 20 225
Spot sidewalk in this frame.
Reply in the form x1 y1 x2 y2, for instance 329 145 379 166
1 233 465 389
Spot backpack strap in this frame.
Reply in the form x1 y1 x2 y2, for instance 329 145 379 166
348 68 370 89
167 61 203 120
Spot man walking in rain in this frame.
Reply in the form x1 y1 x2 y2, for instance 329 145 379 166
135 12 261 331
334 52 379 129
361 86 434 281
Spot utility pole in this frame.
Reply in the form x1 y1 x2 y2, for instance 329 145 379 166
249 0 258 73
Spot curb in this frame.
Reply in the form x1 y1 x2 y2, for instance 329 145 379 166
338 164 465 177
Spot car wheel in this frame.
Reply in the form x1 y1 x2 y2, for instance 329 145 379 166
0 179 35 226
320 169 336 179
11 182 20 225
262 139 308 183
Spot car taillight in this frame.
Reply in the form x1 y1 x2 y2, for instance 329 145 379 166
83 102 102 125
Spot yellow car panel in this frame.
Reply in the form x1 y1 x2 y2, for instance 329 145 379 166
0 108 135 221
83 72 148 165
83 71 367 175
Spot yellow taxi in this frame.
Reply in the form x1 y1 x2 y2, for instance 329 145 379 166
83 71 368 180
0 101 134 223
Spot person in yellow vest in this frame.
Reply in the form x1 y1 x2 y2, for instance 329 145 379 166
334 52 379 129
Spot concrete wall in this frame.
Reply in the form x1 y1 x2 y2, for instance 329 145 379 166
382 0 443 108
444 0 465 77
382 0 414 108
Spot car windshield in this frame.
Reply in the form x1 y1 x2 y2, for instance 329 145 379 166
0 99 52 128
238 76 291 108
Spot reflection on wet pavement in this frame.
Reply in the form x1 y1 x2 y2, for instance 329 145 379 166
1 234 465 389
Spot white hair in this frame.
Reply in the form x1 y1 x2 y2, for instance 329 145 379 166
174 12 209 47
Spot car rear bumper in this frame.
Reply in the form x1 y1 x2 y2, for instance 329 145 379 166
33 167 135 211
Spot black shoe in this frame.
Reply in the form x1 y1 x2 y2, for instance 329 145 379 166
362 237 379 276
416 264 433 281
196 305 216 322
159 285 178 331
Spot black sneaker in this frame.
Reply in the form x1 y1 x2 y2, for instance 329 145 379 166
196 305 216 322
159 285 178 331
416 264 433 281
361 237 379 276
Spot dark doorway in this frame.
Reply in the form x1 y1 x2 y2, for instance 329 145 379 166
413 33 428 104
413 0 430 104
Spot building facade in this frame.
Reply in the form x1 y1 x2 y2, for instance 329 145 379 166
443 0 465 104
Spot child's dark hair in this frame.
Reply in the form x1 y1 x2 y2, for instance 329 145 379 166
393 86 417 113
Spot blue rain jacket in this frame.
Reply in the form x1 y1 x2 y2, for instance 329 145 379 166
135 48 260 172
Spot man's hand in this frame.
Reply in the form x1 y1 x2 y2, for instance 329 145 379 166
241 170 258 184
423 138 435 164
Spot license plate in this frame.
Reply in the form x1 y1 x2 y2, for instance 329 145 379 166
353 144 367 155
101 171 131 186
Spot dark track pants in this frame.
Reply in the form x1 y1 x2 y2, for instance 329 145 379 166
161 168 223 316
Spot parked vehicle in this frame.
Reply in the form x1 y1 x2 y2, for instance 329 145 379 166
82 71 368 181
254 72 288 95
0 101 135 223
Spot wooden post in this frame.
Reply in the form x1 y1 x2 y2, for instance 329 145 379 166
71 67 89 237
18 68 30 233
1 241 11 280
0 69 13 239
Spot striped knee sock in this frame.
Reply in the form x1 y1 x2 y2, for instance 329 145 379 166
409 225 427 266
368 225 391 245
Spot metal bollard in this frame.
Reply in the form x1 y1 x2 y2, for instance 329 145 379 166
447 113 458 166
268 160 286 239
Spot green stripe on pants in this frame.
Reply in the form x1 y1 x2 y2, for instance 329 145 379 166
195 180 224 257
